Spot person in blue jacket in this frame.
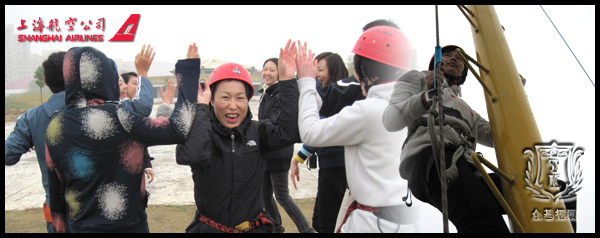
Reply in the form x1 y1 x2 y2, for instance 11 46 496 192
5 51 67 233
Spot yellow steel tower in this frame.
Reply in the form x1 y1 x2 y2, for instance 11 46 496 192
460 5 574 233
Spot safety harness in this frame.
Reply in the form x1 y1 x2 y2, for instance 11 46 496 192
336 201 379 233
198 212 274 233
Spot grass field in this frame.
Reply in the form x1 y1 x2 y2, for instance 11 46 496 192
5 198 315 233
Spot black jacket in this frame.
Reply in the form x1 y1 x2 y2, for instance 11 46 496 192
258 83 296 171
176 78 301 230
317 75 365 117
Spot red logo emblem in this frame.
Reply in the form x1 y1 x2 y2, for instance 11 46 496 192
108 14 140 42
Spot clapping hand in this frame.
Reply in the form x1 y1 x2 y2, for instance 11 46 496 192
161 79 176 105
278 39 297 81
295 40 317 80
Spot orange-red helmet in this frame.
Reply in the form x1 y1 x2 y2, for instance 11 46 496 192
207 62 254 99
352 25 413 71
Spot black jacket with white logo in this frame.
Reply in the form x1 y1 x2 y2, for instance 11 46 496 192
176 78 300 230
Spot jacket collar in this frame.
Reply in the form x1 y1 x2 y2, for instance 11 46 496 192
209 105 253 139
441 78 462 97
42 91 66 118
366 80 397 101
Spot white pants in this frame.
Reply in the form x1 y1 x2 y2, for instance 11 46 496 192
334 189 419 233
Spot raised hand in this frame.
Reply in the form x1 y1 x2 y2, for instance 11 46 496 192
197 78 211 105
186 42 200 59
135 44 155 78
161 79 176 105
295 40 317 80
278 39 297 81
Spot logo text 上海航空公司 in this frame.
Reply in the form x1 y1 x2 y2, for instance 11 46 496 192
16 14 140 42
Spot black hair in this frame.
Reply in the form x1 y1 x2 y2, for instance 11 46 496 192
121 72 138 84
42 51 67 93
362 19 400 32
263 58 278 68
315 52 349 86
353 54 406 84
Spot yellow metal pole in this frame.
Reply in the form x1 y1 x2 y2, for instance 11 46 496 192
466 5 573 233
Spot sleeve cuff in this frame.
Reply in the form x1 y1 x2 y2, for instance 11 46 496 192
294 154 306 164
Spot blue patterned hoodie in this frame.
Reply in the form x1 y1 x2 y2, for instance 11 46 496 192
45 46 199 232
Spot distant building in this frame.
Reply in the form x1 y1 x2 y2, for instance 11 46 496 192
5 77 35 96
150 58 263 102
5 25 40 85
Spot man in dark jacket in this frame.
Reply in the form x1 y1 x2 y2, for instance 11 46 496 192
176 40 301 233
5 51 67 233
45 45 199 233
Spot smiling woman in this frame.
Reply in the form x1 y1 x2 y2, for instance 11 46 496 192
174 41 306 233
207 62 254 129
212 80 249 129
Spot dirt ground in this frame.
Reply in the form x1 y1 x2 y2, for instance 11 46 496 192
5 199 315 233
5 101 318 233
5 109 28 122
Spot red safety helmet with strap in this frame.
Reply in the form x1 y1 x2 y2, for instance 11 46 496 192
351 25 413 71
207 62 255 99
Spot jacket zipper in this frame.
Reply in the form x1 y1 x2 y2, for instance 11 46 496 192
231 132 235 153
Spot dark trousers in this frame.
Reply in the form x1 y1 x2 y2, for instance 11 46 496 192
263 170 314 233
408 147 510 233
312 167 347 233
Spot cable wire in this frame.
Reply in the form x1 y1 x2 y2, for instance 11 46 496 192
540 5 594 87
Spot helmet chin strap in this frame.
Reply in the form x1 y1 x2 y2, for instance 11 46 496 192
363 77 389 94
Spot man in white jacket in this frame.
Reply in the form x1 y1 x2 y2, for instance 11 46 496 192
292 25 420 233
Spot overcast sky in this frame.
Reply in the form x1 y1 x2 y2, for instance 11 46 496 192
5 5 595 233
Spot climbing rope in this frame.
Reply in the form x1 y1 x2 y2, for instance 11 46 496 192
426 73 448 234
431 5 450 233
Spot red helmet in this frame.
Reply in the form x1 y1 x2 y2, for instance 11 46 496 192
351 25 413 71
207 62 254 99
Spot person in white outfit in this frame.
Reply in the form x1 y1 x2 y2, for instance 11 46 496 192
291 24 420 233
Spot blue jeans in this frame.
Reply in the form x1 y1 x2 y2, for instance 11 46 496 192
263 170 314 233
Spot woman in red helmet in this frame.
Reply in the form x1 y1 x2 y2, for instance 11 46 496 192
382 45 510 232
175 41 302 233
293 25 420 232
